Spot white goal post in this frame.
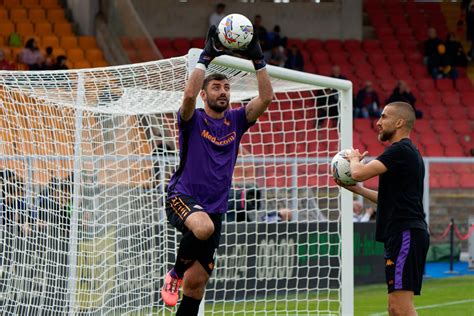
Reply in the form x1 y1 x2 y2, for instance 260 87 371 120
0 48 353 315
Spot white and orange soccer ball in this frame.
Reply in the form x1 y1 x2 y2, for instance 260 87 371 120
217 14 254 50
331 150 357 186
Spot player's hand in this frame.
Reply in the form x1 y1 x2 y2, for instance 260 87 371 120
234 35 266 70
345 149 368 162
198 25 227 68
333 178 359 193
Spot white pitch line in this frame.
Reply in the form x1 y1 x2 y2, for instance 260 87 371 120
368 299 474 316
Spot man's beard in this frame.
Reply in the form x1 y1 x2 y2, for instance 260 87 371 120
207 98 229 113
378 128 395 142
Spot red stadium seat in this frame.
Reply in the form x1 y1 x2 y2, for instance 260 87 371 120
425 144 444 156
348 49 367 62
410 64 430 79
423 91 443 107
311 51 330 64
367 53 386 67
154 38 171 50
190 37 205 48
329 51 349 65
459 173 474 189
429 174 440 188
364 176 379 190
172 38 191 54
375 27 394 39
455 78 473 92
392 64 411 79
399 40 420 53
353 118 374 133
160 48 178 59
435 79 455 92
343 39 361 51
381 40 400 52
438 173 459 188
362 40 381 53
417 79 435 92
324 40 343 51
438 133 459 146
287 38 305 50
428 106 447 120
431 119 452 134
447 107 467 120
468 106 474 120
305 39 324 51
452 120 472 134
443 143 465 157
441 92 460 107
405 52 423 64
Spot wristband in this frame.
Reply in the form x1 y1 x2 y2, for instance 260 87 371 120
252 59 266 71
195 63 207 71
198 52 213 68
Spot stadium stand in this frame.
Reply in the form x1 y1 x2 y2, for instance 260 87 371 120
0 0 107 69
150 0 473 189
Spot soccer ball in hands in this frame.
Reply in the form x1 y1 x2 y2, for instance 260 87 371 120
331 150 357 186
217 14 254 50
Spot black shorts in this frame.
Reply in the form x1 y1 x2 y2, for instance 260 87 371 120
384 229 430 295
166 194 223 275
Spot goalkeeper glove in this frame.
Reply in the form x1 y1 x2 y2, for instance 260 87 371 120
235 35 266 71
197 25 225 70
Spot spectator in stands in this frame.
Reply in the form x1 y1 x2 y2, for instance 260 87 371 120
7 32 22 48
54 55 68 70
267 45 287 67
429 44 459 80
228 184 261 222
387 80 416 106
17 38 44 70
284 45 304 71
0 49 14 70
35 176 71 313
41 46 55 70
330 65 347 80
267 25 287 49
353 201 375 222
424 28 443 66
466 2 474 60
36 177 72 232
354 81 381 118
386 81 422 119
0 170 27 279
208 3 226 27
316 87 339 127
261 208 293 223
446 32 468 67
254 14 269 52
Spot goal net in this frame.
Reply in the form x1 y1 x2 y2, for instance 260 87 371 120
0 50 353 315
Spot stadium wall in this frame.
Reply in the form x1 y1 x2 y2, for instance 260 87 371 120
131 0 363 40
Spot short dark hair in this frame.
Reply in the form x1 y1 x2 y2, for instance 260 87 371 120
387 101 416 130
202 73 229 90
216 3 225 9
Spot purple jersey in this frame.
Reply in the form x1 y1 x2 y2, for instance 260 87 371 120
167 107 254 214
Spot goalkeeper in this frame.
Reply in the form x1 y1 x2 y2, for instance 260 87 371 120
161 25 273 315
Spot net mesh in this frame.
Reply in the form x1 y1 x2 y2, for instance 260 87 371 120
0 55 343 315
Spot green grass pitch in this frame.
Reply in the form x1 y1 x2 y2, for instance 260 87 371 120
206 276 474 315
137 276 474 315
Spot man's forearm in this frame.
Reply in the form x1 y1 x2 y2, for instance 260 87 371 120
352 186 378 204
181 68 205 120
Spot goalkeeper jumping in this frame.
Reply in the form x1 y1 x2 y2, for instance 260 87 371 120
161 26 273 315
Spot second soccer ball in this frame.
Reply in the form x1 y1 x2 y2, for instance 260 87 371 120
331 150 357 185
217 14 254 50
